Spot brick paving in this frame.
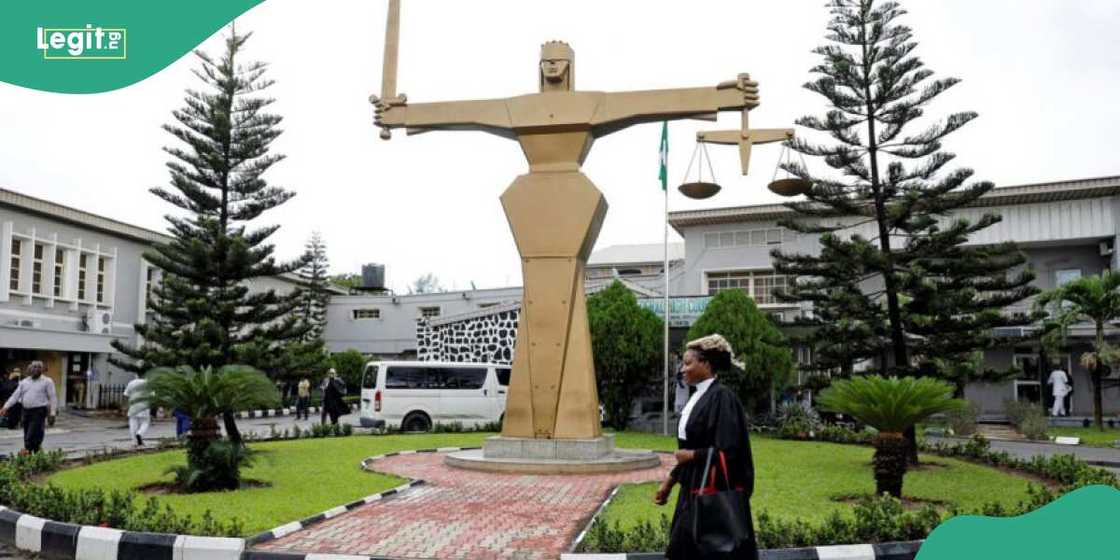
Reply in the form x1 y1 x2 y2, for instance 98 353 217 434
255 452 674 559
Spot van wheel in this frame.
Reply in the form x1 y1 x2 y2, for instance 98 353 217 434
402 412 431 433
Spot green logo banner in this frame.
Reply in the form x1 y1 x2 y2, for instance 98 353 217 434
917 485 1120 559
1 0 263 93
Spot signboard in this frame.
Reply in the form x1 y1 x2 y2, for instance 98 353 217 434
637 296 712 327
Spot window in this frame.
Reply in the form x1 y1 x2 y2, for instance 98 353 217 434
145 267 159 303
707 270 789 305
617 268 642 276
385 366 437 389
704 228 791 249
419 306 441 319
96 257 106 303
478 302 501 309
496 367 511 387
32 243 45 295
77 254 87 300
53 249 65 298
442 367 486 390
1055 269 1081 287
361 365 378 389
8 239 20 291
353 308 381 320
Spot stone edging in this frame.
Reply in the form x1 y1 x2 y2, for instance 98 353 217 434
235 402 358 420
560 541 924 560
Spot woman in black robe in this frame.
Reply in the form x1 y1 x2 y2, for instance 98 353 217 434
655 334 757 559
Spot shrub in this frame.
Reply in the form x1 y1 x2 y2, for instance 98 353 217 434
945 401 980 436
1019 409 1049 441
1003 399 1037 428
166 440 255 492
777 403 823 439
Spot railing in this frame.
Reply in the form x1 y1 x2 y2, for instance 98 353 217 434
96 384 125 410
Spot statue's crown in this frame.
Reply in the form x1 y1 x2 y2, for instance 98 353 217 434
540 40 574 60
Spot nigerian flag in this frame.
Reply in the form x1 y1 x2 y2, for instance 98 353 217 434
658 121 669 190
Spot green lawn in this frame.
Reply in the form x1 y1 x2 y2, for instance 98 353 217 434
47 433 489 536
601 434 1041 530
45 432 1043 537
1049 426 1120 448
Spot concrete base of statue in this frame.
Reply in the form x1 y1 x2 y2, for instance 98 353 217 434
445 434 661 474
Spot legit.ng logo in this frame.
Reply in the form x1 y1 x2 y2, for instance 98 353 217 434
36 24 127 60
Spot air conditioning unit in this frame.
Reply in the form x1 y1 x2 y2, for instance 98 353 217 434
85 309 113 334
16 319 40 329
1100 241 1114 257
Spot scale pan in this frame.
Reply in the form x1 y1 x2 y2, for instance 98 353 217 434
678 182 721 200
768 178 812 197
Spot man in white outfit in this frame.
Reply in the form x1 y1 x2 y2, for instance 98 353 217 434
123 374 150 446
1047 367 1071 417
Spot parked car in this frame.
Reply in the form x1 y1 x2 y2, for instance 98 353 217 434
359 360 510 431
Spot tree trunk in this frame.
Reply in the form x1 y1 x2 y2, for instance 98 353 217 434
186 416 220 470
222 411 243 446
1095 322 1105 430
872 432 908 498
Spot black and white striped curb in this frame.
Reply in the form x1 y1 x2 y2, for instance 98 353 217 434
560 541 923 560
245 480 424 546
245 446 480 547
569 485 623 552
235 403 358 420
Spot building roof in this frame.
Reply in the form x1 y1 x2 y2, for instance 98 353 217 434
588 243 685 266
668 175 1120 232
0 187 173 244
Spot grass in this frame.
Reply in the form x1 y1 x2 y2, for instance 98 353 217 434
46 433 489 536
1049 426 1120 448
45 431 1044 537
602 433 1041 531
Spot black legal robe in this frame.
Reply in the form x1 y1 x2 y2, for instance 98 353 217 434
666 381 758 560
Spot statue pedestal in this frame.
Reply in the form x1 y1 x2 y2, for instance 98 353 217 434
445 435 660 474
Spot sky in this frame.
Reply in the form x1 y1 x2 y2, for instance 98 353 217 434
2 0 1118 293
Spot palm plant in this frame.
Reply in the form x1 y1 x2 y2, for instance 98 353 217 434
1036 270 1120 430
817 376 962 497
134 365 279 491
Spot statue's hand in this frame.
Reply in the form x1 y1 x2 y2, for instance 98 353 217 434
370 94 407 129
736 73 760 109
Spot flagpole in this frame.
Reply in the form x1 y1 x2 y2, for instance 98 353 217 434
662 124 671 437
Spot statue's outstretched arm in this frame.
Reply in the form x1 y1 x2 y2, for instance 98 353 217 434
590 74 759 137
373 97 515 139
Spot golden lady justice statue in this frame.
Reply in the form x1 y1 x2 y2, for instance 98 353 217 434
372 0 779 444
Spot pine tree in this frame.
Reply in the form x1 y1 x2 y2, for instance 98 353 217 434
298 231 330 341
771 0 1038 458
111 26 307 443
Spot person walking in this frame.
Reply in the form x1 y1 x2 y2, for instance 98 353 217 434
123 374 151 446
320 369 348 426
297 377 312 421
0 361 57 454
654 334 757 559
0 369 22 430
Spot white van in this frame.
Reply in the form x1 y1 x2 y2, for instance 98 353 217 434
358 361 510 431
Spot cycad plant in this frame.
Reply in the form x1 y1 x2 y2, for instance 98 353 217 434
817 376 962 497
136 365 279 491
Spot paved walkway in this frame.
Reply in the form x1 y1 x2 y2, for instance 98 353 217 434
256 452 673 560
0 410 363 458
928 436 1120 473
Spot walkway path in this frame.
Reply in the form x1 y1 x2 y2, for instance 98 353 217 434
927 436 1120 474
255 452 673 560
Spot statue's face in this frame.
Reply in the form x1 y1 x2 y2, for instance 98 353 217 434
540 58 570 84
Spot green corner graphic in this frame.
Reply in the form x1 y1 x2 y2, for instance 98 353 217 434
2 1 264 93
917 485 1120 559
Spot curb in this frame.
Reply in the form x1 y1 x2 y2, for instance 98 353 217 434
560 541 923 560
235 403 359 420
245 480 424 546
